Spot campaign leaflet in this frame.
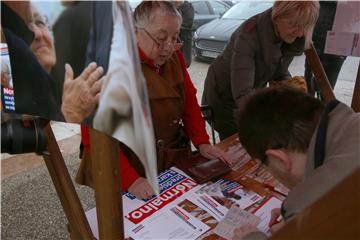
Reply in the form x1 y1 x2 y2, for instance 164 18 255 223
214 205 261 240
224 139 252 171
129 206 209 239
123 168 200 224
86 167 205 239
252 196 282 236
1 43 15 112
191 179 263 222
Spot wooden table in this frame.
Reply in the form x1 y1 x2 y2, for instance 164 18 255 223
181 134 287 240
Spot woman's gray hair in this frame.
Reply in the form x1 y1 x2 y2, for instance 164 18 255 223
134 1 182 28
272 1 320 49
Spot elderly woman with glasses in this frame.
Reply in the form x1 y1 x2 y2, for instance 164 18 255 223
79 1 231 199
81 1 229 199
202 1 320 141
125 1 231 198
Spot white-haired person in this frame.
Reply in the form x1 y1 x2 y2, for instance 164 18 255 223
79 1 231 199
28 5 104 123
202 1 320 140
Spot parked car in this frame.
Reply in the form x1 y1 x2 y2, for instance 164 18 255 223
193 1 273 61
128 1 231 31
191 0 232 30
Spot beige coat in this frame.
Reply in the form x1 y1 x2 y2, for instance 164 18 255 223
282 102 360 219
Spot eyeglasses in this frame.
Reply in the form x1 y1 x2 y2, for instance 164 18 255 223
34 15 50 29
140 28 183 50
29 14 50 31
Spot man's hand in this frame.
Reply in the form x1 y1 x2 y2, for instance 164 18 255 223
128 177 155 200
199 144 232 164
61 62 104 123
269 208 284 233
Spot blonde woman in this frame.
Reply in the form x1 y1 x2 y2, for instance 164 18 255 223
202 1 319 140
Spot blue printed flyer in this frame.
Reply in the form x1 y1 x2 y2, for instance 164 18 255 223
1 43 15 112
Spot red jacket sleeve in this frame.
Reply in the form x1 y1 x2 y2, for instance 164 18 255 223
176 52 210 147
80 125 140 190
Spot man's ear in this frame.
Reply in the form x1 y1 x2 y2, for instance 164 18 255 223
265 149 292 171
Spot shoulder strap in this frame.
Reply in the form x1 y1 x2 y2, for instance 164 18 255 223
314 99 340 168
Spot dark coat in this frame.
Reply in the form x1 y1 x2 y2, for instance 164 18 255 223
51 1 92 105
79 1 113 127
202 9 304 139
85 1 113 73
1 3 63 121
178 1 195 67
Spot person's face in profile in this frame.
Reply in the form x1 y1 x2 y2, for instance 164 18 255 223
30 9 56 72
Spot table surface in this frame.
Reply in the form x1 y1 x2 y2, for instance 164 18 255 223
191 134 287 240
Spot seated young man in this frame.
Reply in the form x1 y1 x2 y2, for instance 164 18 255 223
234 87 359 238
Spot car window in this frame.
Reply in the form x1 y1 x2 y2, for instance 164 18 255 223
222 1 273 20
192 1 210 15
210 1 228 15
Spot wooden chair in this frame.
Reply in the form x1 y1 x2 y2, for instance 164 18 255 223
271 168 360 240
200 105 217 145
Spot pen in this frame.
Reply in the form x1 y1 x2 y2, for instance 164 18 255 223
262 183 287 197
274 215 283 225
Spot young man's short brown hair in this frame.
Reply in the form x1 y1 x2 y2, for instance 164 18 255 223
237 87 323 162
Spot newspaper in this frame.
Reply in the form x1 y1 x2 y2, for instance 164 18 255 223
85 166 283 240
191 178 263 222
222 137 252 171
123 168 200 225
86 167 204 239
129 206 209 239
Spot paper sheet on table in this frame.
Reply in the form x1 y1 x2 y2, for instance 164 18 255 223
188 193 228 221
225 140 252 170
214 205 260 240
129 206 210 240
252 196 282 236
195 179 262 213
85 167 202 238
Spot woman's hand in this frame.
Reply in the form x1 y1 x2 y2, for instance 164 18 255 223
128 177 155 200
61 62 104 123
198 144 232 164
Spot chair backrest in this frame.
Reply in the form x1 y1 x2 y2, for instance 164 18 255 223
271 168 360 239
200 105 216 145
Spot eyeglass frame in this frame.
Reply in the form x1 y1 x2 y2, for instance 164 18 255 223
139 27 183 50
28 14 50 31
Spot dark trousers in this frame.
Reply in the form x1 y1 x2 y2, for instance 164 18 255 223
304 1 346 97
180 29 193 68
305 54 346 96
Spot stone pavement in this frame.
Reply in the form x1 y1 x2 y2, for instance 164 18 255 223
1 56 358 239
